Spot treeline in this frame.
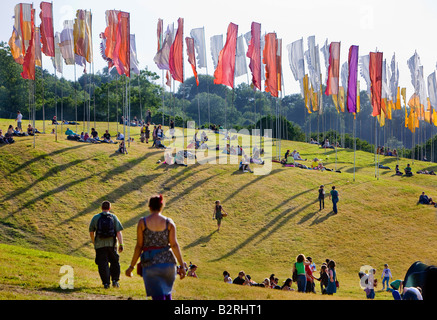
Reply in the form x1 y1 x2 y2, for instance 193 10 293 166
1 42 436 160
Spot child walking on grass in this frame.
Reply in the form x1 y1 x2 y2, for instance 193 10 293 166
213 200 228 232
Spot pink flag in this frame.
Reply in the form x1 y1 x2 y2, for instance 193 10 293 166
246 22 261 90
347 45 359 113
40 2 55 57
169 18 184 83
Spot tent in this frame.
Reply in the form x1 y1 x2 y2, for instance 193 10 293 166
403 261 437 300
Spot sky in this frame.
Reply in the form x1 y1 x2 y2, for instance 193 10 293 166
2 0 437 99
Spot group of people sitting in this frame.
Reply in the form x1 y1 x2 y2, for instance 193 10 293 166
0 124 42 145
65 127 119 145
223 270 294 290
281 150 338 172
224 256 334 295
377 146 398 157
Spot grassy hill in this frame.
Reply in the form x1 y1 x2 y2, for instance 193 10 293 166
0 118 436 300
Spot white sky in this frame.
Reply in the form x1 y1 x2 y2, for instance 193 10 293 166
2 0 437 98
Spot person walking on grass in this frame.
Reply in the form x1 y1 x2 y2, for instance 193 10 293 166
125 195 186 300
318 185 325 211
329 186 339 214
213 200 228 232
89 201 124 289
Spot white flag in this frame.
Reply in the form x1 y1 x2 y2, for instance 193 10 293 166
359 55 371 95
52 32 63 74
407 51 421 94
428 71 437 109
234 35 247 78
306 36 321 92
210 34 223 69
389 53 399 104
130 34 140 75
59 20 75 65
287 38 305 97
190 27 207 69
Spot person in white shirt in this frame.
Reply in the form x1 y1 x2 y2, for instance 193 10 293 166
381 264 393 291
16 111 23 131
366 268 376 299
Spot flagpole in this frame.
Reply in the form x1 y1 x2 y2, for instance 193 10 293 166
74 64 78 134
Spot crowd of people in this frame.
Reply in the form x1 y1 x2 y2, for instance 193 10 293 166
222 255 338 295
1 111 42 145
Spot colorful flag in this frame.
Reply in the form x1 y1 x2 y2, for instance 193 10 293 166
169 17 184 83
100 10 119 69
246 22 261 90
34 27 42 67
21 7 35 80
210 34 223 70
277 38 283 93
303 74 311 113
154 23 174 70
234 35 248 78
113 11 130 77
263 32 278 97
40 1 55 57
157 19 164 52
74 9 92 67
190 27 207 69
9 3 33 65
369 51 383 117
287 38 305 97
347 45 359 114
130 34 140 75
214 23 238 88
428 71 437 109
52 32 63 74
325 42 340 96
59 20 75 65
186 37 199 86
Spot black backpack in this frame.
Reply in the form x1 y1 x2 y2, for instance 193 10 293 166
96 213 116 239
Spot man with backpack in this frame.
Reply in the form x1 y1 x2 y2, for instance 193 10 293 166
89 201 124 289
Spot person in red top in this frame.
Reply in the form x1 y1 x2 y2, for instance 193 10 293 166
305 256 317 293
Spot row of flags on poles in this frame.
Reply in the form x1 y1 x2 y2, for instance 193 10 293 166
153 18 437 134
8 2 140 82
7 4 437 135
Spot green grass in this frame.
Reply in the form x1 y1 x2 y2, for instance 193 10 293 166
0 118 437 300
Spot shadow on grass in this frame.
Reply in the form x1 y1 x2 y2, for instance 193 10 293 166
1 158 90 203
5 143 88 177
183 230 218 250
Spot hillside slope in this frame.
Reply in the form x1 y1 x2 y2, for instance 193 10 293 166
1 119 436 300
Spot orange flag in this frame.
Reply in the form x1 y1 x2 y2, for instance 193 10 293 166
169 17 184 83
113 11 130 77
263 32 278 97
369 52 383 117
325 42 340 96
21 8 35 80
214 22 238 88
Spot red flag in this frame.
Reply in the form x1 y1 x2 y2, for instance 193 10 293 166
113 11 130 77
169 18 184 83
325 42 341 96
40 2 55 57
370 52 383 117
214 22 238 88
21 8 35 80
186 37 199 86
263 33 278 97
246 22 261 90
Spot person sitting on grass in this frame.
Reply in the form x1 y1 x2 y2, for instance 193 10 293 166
395 165 403 176
117 140 127 154
311 158 320 169
239 154 253 173
90 128 100 142
418 192 435 205
187 263 198 278
404 164 413 176
155 138 167 149
101 130 115 144
293 150 306 161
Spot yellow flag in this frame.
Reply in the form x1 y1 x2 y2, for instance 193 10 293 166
339 87 345 112
332 94 339 113
303 75 311 114
395 87 401 110
433 109 437 126
356 80 360 113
